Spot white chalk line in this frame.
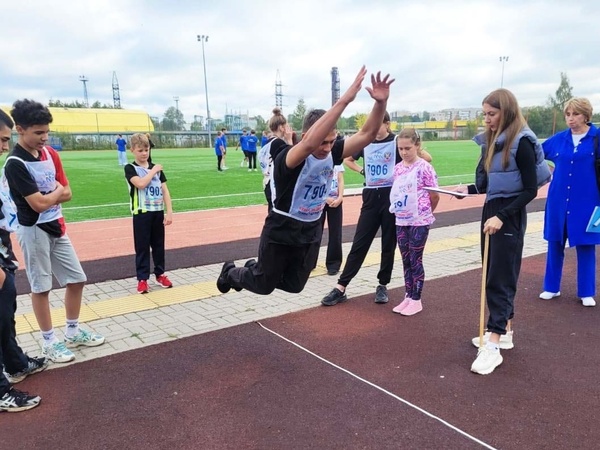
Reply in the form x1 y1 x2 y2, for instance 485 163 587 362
257 321 497 450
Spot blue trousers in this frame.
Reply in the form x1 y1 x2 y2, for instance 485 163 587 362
543 241 596 298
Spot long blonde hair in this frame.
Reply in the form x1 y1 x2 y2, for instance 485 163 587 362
482 89 525 171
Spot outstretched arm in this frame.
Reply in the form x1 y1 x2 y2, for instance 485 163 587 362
342 71 395 158
285 67 367 169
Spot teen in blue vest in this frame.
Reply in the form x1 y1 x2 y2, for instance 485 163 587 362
457 88 550 375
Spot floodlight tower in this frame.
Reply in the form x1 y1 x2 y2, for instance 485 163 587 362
331 67 340 106
197 34 212 146
275 70 283 110
112 71 121 108
499 56 509 88
79 75 89 107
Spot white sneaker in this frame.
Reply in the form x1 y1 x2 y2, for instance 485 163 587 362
471 331 514 349
539 291 560 300
581 297 596 307
471 347 503 375
42 341 75 363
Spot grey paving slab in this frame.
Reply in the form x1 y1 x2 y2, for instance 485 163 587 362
15 212 550 370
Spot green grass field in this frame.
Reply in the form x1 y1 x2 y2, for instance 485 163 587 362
5 140 481 223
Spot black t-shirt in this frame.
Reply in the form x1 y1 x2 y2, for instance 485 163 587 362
265 139 344 245
4 144 64 236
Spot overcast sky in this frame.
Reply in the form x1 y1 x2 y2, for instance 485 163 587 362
2 0 599 123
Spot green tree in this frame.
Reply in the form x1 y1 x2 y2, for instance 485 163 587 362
190 119 203 131
254 115 267 132
336 116 349 130
524 106 556 138
354 113 367 130
289 98 307 130
422 111 431 121
464 120 479 139
548 72 573 112
161 106 185 131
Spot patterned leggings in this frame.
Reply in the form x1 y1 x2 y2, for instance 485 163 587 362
396 225 430 300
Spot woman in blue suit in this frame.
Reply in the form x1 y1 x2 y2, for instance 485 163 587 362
540 97 600 307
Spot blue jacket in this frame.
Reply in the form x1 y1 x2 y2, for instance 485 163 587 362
542 124 600 246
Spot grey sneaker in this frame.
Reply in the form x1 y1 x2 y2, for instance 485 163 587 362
5 356 49 384
374 285 389 304
0 388 41 412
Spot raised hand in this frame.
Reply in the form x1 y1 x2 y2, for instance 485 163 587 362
365 71 394 103
339 66 367 105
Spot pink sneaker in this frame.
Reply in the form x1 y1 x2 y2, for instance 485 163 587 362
392 295 412 314
400 299 423 316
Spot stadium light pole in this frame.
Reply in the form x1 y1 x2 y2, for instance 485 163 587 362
499 56 509 88
197 34 212 147
173 96 180 128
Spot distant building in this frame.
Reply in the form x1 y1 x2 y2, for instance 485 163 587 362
430 108 482 121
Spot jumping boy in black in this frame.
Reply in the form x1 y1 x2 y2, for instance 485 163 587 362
216 67 394 295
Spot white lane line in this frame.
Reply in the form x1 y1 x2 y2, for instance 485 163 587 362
257 322 497 450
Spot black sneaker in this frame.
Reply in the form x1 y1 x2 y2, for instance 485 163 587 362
321 288 347 306
5 356 49 384
326 268 339 276
244 259 257 268
0 388 41 412
374 284 389 304
217 262 235 293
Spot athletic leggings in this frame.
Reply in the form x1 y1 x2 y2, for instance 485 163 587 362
396 225 430 300
217 155 223 170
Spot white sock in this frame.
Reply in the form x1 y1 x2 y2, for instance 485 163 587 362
486 341 500 351
65 319 80 338
41 329 59 345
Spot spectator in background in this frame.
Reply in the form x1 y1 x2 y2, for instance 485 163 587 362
236 129 250 167
214 131 224 172
258 109 294 210
539 97 600 307
319 161 345 275
220 128 228 169
261 130 270 147
115 134 127 166
246 130 259 172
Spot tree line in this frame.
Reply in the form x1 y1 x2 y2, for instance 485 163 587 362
46 72 599 139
